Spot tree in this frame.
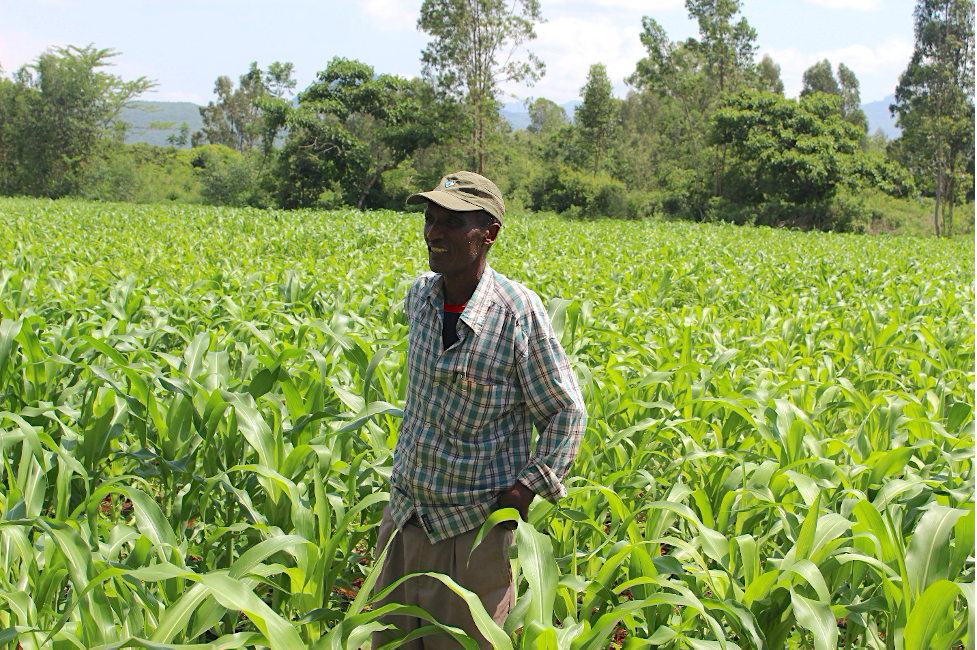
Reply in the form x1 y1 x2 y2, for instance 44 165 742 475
270 58 450 209
525 97 567 135
713 90 905 230
891 0 975 236
265 61 297 99
837 63 869 132
0 45 153 197
800 59 841 97
628 0 757 217
757 54 784 95
194 62 295 154
577 64 619 175
417 0 545 173
800 60 868 132
194 63 266 152
685 0 757 95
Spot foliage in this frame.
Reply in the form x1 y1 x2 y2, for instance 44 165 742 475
712 90 909 229
0 45 154 198
418 0 544 173
193 61 295 155
577 64 620 176
526 98 569 135
628 0 758 218
800 60 869 132
528 166 629 218
269 57 449 210
891 0 975 237
0 198 972 648
81 142 202 204
756 55 784 95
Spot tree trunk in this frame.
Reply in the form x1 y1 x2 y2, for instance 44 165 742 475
356 162 398 210
933 168 942 238
679 96 704 221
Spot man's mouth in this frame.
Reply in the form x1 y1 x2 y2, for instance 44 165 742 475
429 246 448 254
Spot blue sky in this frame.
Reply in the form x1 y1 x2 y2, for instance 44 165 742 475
0 0 915 106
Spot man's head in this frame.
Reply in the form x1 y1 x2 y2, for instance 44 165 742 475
407 172 504 277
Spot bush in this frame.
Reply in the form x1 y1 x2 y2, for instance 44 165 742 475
81 143 201 204
191 144 266 208
529 167 630 219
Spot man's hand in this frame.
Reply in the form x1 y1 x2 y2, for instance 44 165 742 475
496 481 535 528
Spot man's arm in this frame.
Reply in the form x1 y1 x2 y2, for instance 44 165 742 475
513 333 588 504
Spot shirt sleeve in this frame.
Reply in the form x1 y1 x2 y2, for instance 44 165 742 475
515 330 588 503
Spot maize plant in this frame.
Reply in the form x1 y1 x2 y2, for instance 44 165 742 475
0 197 972 649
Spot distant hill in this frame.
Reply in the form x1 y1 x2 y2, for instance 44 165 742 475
120 96 901 145
862 95 900 139
119 101 204 147
501 100 581 130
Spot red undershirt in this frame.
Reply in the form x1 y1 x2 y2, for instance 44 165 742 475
442 302 466 350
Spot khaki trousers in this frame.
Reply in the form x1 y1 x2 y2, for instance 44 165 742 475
371 507 515 649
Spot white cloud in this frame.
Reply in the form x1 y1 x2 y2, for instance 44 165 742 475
764 37 913 100
499 14 647 104
802 0 881 9
360 0 418 32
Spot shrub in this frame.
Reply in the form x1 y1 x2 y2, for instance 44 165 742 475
529 167 630 219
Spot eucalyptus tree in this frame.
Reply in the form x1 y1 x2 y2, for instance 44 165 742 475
577 63 619 176
757 54 784 95
891 0 975 236
800 60 869 132
417 0 545 173
194 62 295 154
628 0 757 218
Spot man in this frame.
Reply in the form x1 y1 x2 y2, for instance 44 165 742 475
372 171 587 649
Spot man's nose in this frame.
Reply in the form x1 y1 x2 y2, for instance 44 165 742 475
425 222 442 240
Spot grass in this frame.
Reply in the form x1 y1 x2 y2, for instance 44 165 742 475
0 197 973 649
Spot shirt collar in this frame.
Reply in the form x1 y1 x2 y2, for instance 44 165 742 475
423 265 496 337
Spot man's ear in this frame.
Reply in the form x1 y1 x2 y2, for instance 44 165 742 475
484 221 501 245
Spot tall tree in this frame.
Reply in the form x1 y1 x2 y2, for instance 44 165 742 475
417 0 544 173
194 63 267 152
801 60 868 131
891 0 975 236
628 0 757 217
577 63 618 175
800 60 841 97
193 62 295 154
0 45 153 197
757 54 784 95
685 0 757 95
837 63 869 132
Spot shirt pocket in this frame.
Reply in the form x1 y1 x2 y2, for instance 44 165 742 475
438 375 519 438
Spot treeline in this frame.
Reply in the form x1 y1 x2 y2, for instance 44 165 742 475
0 0 973 235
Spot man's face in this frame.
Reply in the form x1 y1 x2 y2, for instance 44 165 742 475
423 203 498 277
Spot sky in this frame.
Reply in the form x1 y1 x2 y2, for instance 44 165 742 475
0 0 916 108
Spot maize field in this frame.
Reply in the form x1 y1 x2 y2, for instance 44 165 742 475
0 197 973 649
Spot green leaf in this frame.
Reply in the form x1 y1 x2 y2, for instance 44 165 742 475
906 505 966 599
904 579 963 650
790 589 838 650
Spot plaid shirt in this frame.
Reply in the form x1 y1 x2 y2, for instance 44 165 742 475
389 266 587 543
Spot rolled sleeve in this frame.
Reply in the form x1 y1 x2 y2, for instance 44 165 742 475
516 334 587 503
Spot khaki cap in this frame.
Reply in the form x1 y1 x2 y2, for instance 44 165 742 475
407 171 505 224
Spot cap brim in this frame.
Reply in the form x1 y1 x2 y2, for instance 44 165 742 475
406 189 483 213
